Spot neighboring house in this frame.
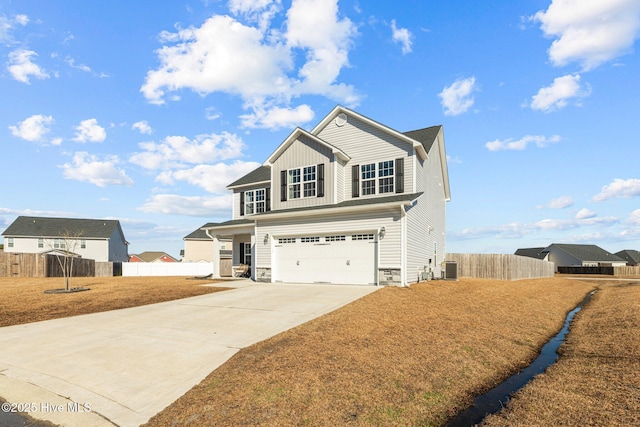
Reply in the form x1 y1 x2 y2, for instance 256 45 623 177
536 244 627 271
2 216 129 262
182 223 232 262
614 249 640 266
129 251 178 263
514 247 547 260
202 106 451 286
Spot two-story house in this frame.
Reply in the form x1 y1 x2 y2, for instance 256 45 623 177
2 216 129 262
202 106 451 286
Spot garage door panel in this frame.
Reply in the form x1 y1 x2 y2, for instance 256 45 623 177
274 235 375 285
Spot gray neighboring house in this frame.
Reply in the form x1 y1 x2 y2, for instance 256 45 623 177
202 106 451 286
2 216 129 262
536 244 626 271
614 249 640 266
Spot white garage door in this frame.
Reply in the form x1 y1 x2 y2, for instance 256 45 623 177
274 233 376 285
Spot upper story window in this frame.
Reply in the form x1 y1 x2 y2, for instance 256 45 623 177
53 238 66 249
240 188 270 216
81 239 86 249
288 169 301 199
7 237 14 248
352 158 404 198
38 238 44 248
281 164 324 202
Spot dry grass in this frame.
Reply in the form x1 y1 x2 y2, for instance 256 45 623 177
0 276 229 327
482 280 640 427
143 277 596 427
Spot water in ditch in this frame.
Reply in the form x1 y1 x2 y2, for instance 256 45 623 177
445 290 595 427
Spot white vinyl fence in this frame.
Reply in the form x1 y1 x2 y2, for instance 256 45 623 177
122 262 214 277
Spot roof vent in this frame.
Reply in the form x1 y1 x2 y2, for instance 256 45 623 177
335 113 347 127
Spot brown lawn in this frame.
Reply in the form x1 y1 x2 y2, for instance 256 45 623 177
0 276 229 327
482 280 640 427
142 277 597 427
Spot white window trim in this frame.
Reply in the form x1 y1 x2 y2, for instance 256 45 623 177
360 160 395 196
243 188 266 216
289 164 317 199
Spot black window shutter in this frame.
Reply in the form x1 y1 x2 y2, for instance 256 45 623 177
395 158 404 193
265 188 271 211
240 191 245 216
239 243 245 264
351 165 359 198
317 163 325 197
280 170 287 202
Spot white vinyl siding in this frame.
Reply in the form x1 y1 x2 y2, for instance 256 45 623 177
315 115 413 200
406 130 447 281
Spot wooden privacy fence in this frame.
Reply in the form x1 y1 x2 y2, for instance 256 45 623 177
0 252 118 277
558 266 640 276
446 253 555 280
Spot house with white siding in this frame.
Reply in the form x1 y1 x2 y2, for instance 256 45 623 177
2 216 129 262
203 106 451 286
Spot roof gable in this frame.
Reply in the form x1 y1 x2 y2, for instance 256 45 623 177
614 249 640 265
311 106 429 160
264 127 350 166
2 216 122 240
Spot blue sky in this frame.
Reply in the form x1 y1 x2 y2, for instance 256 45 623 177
1 0 639 258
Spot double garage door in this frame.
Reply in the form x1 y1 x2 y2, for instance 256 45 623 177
273 233 377 285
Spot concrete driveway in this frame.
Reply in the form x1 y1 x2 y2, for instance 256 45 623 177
0 281 378 427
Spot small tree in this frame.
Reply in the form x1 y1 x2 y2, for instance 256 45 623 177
45 229 83 291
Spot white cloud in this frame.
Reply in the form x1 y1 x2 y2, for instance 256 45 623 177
132 120 152 134
8 114 54 142
575 208 596 219
627 209 640 226
7 49 50 83
537 195 574 209
532 0 640 71
65 56 91 72
530 74 590 112
61 152 133 187
157 161 262 193
592 178 640 202
138 194 232 217
73 118 107 143
239 104 314 129
485 134 561 151
141 0 359 129
129 132 246 170
391 19 412 54
1 14 29 44
438 76 477 116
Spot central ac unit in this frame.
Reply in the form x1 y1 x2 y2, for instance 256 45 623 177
443 261 458 280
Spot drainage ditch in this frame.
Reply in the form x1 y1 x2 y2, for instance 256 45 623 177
445 290 595 427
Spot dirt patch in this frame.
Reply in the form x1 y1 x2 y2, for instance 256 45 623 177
481 280 640 427
143 277 596 426
0 276 229 327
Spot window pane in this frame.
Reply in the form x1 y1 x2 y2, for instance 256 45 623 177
361 163 375 180
379 160 394 177
288 169 300 183
303 166 316 181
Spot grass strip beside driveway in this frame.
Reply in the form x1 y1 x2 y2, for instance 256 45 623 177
143 277 596 426
0 276 229 327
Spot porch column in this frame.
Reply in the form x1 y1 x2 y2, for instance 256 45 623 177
250 234 256 280
211 235 221 279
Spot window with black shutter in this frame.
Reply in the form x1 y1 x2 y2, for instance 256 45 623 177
280 170 287 202
352 164 359 197
395 158 404 193
265 188 271 211
317 163 325 197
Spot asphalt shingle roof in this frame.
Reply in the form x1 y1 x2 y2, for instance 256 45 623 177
515 247 547 259
403 125 442 153
184 222 220 240
614 249 640 265
227 166 271 188
543 244 626 263
2 216 121 239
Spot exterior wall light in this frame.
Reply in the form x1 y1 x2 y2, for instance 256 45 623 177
379 227 386 239
264 233 270 244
